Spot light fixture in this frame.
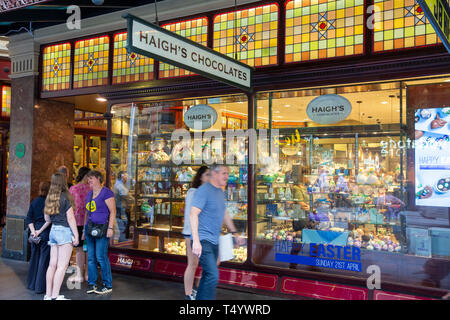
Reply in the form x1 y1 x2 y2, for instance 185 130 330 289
274 110 280 114
257 106 263 109
381 101 388 104
284 104 291 108
97 97 107 102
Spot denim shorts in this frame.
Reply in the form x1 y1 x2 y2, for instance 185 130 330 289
48 225 73 246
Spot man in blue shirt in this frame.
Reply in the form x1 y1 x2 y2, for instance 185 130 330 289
190 164 239 300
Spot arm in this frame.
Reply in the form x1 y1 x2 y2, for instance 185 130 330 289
223 210 237 234
26 203 36 237
35 220 51 237
105 197 117 238
66 207 79 246
190 206 202 257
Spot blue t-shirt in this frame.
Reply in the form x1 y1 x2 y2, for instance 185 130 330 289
85 187 115 225
191 182 226 245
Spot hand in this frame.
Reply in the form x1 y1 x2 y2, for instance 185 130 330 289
35 230 41 237
233 234 246 247
72 236 79 247
192 240 202 258
30 231 36 238
107 228 114 238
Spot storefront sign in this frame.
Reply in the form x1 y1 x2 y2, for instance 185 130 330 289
306 94 352 125
183 104 218 130
0 0 51 13
124 14 253 91
416 0 450 53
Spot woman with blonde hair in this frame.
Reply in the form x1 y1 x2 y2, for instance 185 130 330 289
43 172 79 300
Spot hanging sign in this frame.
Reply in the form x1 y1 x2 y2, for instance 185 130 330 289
124 14 253 92
306 94 352 125
416 0 450 53
183 104 218 130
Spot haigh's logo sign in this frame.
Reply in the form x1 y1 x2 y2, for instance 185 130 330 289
307 94 352 125
184 104 218 130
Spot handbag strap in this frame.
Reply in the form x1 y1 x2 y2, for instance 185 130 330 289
87 191 94 223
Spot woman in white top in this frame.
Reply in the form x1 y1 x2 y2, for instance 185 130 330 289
182 166 210 300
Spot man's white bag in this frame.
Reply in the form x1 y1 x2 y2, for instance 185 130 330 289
219 233 235 262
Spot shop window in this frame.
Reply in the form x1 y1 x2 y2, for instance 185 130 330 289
110 96 248 263
159 18 208 79
112 32 154 84
1 86 10 118
285 0 364 63
373 0 440 52
213 3 279 67
73 36 110 88
42 43 71 91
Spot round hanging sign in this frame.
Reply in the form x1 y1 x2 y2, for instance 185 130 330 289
306 94 352 125
184 104 218 130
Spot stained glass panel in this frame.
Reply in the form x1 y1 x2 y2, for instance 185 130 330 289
113 32 154 84
213 4 279 67
1 86 11 117
42 43 71 91
74 36 110 88
285 0 365 63
373 0 439 51
159 18 208 78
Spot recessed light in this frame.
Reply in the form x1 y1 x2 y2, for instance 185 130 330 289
257 106 263 109
276 116 283 118
274 110 280 113
381 101 388 104
284 104 291 108
96 97 107 102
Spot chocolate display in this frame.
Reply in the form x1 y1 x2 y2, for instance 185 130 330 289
416 185 433 199
435 178 450 193
430 114 447 129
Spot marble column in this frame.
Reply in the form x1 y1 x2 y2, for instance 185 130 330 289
2 34 74 260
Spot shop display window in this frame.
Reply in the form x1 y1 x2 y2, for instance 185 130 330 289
213 3 278 67
110 95 249 263
159 18 208 79
113 32 154 84
252 81 449 291
42 43 71 91
1 86 10 118
285 0 365 63
373 0 440 52
73 36 110 88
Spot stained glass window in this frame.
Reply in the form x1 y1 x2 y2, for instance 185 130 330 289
74 36 110 88
159 18 208 78
373 0 439 51
285 0 365 63
1 86 11 117
42 43 71 91
213 4 278 67
113 32 154 84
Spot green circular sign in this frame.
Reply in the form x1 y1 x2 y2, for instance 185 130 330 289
16 143 25 159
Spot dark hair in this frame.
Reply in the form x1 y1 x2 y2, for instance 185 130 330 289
86 170 103 184
39 181 50 197
76 167 90 183
117 171 126 180
57 166 69 176
192 166 209 189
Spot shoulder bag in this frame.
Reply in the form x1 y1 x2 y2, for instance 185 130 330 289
86 191 108 238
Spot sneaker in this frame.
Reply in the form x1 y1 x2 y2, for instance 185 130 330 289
43 295 52 300
95 285 112 295
54 295 70 300
86 284 97 294
184 294 195 300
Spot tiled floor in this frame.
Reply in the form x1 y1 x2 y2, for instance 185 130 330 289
0 256 285 300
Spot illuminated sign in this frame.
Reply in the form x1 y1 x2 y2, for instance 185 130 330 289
0 0 51 13
124 14 253 91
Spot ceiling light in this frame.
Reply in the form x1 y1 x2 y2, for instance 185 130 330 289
257 106 263 109
381 101 388 104
276 116 283 118
274 110 280 113
284 104 291 108
96 97 107 102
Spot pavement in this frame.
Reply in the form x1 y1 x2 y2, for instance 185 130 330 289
0 250 285 300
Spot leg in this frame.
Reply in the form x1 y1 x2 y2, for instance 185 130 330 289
195 241 219 300
74 247 85 282
35 240 51 293
51 243 73 298
27 242 39 290
45 245 58 297
183 238 199 296
86 234 98 286
95 236 113 288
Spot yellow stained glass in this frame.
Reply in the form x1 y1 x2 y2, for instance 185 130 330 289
285 0 365 63
1 86 11 117
73 36 110 88
42 43 71 91
373 0 439 51
213 3 279 67
113 32 154 84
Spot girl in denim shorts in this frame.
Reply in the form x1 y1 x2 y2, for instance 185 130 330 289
43 172 79 300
